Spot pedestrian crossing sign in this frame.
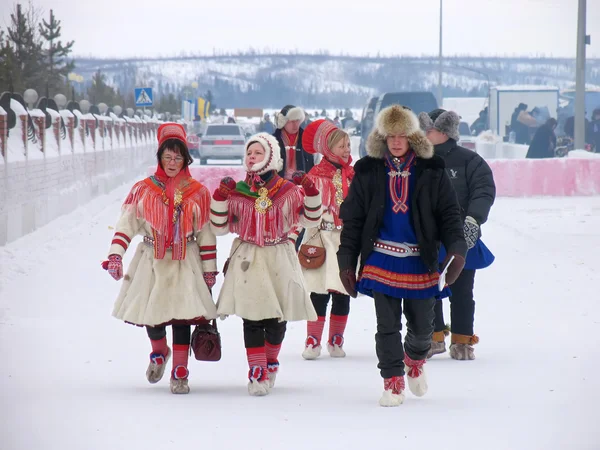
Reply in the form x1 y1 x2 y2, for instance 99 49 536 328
134 87 154 107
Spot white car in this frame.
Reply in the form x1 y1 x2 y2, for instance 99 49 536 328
198 124 247 165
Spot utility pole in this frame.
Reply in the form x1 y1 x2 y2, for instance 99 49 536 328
574 0 587 150
438 0 443 107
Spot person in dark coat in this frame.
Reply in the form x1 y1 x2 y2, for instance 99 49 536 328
418 109 496 361
337 105 467 407
526 118 557 158
273 105 314 180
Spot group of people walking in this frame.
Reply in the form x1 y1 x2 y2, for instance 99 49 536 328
103 103 496 406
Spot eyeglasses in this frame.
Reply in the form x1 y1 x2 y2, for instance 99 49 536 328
162 155 184 164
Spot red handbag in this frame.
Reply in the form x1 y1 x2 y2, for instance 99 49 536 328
191 320 222 362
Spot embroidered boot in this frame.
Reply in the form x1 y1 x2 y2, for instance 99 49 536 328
379 376 406 407
248 366 270 396
265 342 281 388
404 354 428 397
170 365 190 394
427 327 450 359
327 314 348 358
146 340 171 384
450 334 479 360
247 347 269 396
302 317 325 360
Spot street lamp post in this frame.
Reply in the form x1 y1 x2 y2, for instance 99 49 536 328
438 0 443 107
574 0 587 150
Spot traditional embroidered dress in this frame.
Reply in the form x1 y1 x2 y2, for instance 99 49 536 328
109 165 217 326
357 151 447 299
211 173 322 322
295 147 354 295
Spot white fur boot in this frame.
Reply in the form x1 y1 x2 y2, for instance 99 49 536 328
327 334 346 358
302 335 322 360
379 376 406 407
404 355 428 397
170 365 190 394
146 347 171 384
247 366 270 396
267 362 279 388
327 343 346 358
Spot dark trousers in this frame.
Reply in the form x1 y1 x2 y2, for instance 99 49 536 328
146 324 191 345
310 292 350 316
243 319 287 349
374 291 436 379
434 269 476 336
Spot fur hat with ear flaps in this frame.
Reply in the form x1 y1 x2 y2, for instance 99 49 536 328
418 108 461 142
275 105 306 129
367 104 433 159
244 132 284 175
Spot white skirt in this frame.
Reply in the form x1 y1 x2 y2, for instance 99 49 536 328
112 242 217 327
216 238 317 322
301 229 349 296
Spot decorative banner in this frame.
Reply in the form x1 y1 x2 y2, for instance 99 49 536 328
21 116 28 150
79 117 85 150
0 112 6 160
67 115 75 148
52 115 61 152
33 116 45 153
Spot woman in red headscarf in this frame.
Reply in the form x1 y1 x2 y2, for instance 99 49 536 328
293 120 355 360
102 123 217 395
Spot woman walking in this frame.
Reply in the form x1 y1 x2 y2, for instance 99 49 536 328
103 123 218 394
210 132 322 396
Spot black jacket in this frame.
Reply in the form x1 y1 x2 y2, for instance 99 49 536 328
433 139 495 225
337 151 467 275
526 124 556 159
273 128 314 178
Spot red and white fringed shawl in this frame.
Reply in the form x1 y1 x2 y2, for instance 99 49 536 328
122 165 210 260
227 175 304 247
308 157 354 226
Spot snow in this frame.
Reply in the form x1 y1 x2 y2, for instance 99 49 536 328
492 85 559 92
1 182 599 449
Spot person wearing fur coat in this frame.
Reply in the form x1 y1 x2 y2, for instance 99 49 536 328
337 105 467 407
209 132 322 396
288 119 355 360
103 123 218 395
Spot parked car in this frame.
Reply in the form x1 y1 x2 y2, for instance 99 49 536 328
359 91 438 158
198 124 246 165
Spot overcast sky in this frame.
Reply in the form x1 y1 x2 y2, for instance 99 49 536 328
2 0 599 58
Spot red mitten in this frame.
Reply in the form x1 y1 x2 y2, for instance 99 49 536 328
213 177 237 201
102 254 123 281
339 268 357 298
203 271 218 290
441 253 466 286
292 171 318 196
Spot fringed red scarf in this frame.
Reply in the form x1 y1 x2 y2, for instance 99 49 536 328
309 152 354 225
122 165 210 260
229 173 303 246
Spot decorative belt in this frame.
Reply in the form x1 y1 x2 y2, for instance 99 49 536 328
319 220 343 231
240 236 288 246
143 235 195 248
373 239 420 257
